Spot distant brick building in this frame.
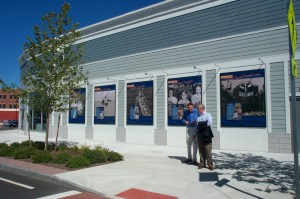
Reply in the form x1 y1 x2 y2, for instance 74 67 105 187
0 89 19 122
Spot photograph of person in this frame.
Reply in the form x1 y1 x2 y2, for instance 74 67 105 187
168 88 178 104
191 85 202 106
178 90 190 104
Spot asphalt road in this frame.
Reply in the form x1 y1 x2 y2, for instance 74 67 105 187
0 170 79 199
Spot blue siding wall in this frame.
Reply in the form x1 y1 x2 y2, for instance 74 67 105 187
270 62 286 133
156 75 166 128
85 27 288 80
81 0 300 64
118 80 125 128
205 70 217 132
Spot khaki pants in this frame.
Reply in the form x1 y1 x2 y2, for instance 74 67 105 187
197 139 213 167
186 126 197 161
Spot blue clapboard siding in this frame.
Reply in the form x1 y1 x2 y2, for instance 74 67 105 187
81 0 300 64
118 80 125 128
84 27 288 80
270 62 286 133
86 84 93 126
205 70 217 132
80 0 209 36
156 75 166 128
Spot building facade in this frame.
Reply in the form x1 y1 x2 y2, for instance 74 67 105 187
0 89 19 123
19 0 300 153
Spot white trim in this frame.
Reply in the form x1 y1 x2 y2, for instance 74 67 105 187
123 79 127 128
115 80 119 128
201 70 207 110
82 25 291 68
153 76 157 129
0 109 19 111
265 62 272 133
164 73 168 129
92 82 95 127
77 0 237 44
215 68 221 133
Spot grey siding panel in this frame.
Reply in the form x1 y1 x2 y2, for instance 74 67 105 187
85 28 288 81
53 112 60 125
62 112 68 126
82 0 300 63
205 70 217 131
86 85 93 126
156 75 166 128
270 62 286 133
118 80 125 127
80 0 206 36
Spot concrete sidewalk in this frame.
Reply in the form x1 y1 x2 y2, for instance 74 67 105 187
0 129 295 199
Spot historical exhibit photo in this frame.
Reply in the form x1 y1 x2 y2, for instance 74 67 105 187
167 75 202 126
220 69 266 127
94 85 116 124
127 81 153 125
69 88 86 124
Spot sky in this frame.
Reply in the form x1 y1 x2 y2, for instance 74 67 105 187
0 0 164 86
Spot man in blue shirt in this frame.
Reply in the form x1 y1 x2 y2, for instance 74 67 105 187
182 102 198 165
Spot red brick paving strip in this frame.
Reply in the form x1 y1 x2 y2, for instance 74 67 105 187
116 188 177 199
60 192 110 199
0 157 68 175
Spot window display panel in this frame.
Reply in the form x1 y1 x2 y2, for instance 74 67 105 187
220 69 266 127
69 88 86 124
127 81 153 125
167 76 202 126
94 85 116 124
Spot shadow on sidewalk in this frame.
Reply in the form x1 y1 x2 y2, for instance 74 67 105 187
168 156 196 166
213 152 294 195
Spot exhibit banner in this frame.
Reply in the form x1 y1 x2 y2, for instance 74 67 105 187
220 69 266 127
127 81 153 125
167 75 202 126
94 85 116 124
69 88 86 124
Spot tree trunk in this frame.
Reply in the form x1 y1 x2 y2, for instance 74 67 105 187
27 113 32 148
55 113 61 151
44 112 50 151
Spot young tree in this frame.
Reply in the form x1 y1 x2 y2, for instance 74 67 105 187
22 3 88 150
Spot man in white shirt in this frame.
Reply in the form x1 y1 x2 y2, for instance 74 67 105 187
196 103 214 170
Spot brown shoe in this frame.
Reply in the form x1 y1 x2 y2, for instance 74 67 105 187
208 166 214 171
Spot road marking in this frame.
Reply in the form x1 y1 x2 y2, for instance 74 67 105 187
36 190 81 199
0 177 35 189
